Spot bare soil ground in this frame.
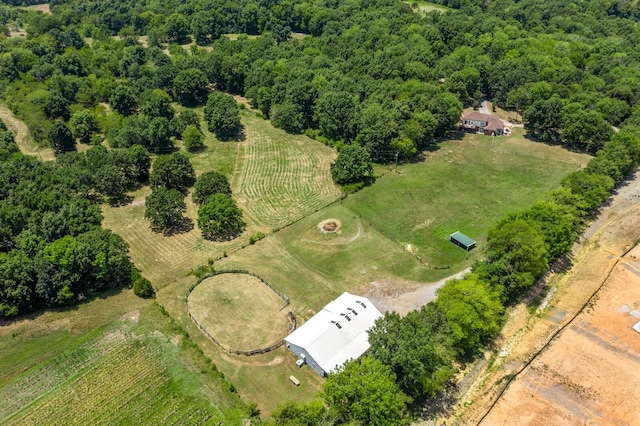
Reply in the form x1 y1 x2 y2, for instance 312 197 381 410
480 250 640 425
445 169 640 425
0 105 55 161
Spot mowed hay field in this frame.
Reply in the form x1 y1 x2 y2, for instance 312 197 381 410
344 128 592 270
236 112 342 231
0 295 247 425
188 273 291 351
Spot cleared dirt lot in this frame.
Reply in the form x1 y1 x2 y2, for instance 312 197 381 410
481 248 640 425
448 169 640 425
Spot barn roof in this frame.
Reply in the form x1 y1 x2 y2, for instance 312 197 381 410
450 231 476 248
285 292 383 374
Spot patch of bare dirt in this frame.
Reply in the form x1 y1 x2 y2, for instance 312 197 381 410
121 310 140 323
317 218 342 234
363 268 470 316
480 251 640 425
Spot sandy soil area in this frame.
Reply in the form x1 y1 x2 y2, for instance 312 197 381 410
443 168 640 425
481 250 640 425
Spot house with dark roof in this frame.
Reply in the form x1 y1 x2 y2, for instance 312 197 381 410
459 111 505 136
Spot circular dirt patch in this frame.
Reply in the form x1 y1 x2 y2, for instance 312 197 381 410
318 218 342 234
187 273 290 351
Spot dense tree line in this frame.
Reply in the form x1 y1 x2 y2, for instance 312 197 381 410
0 137 150 317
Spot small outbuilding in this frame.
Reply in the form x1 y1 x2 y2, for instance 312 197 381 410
450 231 476 251
284 292 383 377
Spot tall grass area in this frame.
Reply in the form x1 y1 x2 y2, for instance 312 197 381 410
343 130 592 270
0 293 250 425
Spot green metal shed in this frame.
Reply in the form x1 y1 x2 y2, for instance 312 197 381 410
450 231 476 251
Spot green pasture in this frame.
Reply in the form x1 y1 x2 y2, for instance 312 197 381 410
0 298 248 425
343 129 592 270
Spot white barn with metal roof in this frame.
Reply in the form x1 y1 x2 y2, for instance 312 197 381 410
284 292 383 376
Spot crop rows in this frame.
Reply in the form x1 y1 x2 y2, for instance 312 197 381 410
237 126 341 230
4 327 222 425
0 328 130 420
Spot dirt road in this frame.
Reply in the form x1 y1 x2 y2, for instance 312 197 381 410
0 105 55 161
444 168 640 425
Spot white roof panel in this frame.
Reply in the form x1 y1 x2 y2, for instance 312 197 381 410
285 292 383 373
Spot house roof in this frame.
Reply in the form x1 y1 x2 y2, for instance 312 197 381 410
461 111 504 131
450 231 476 247
285 292 383 374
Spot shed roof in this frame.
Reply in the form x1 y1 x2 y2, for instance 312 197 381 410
450 231 475 247
285 292 382 374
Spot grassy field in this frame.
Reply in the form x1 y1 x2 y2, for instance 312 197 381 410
404 0 451 14
235 112 342 231
188 273 291 351
101 186 249 289
343 128 592 269
0 291 248 425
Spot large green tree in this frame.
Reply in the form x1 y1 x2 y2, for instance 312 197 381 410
144 188 187 232
197 193 245 241
476 219 549 302
330 143 373 188
204 92 241 140
368 304 455 398
192 171 232 205
149 152 196 193
173 68 209 106
323 356 409 426
434 275 504 355
69 109 100 144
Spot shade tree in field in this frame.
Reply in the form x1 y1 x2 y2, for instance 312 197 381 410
197 193 245 241
204 92 241 140
149 152 196 193
144 187 188 233
182 125 204 152
171 109 201 136
192 171 232 205
330 143 374 191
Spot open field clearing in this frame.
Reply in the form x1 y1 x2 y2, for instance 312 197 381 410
344 128 592 272
0 290 146 387
0 105 55 161
158 202 449 414
101 187 250 289
236 112 342 231
177 106 239 178
0 302 246 425
23 3 51 14
450 168 640 424
188 273 291 351
404 1 451 14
